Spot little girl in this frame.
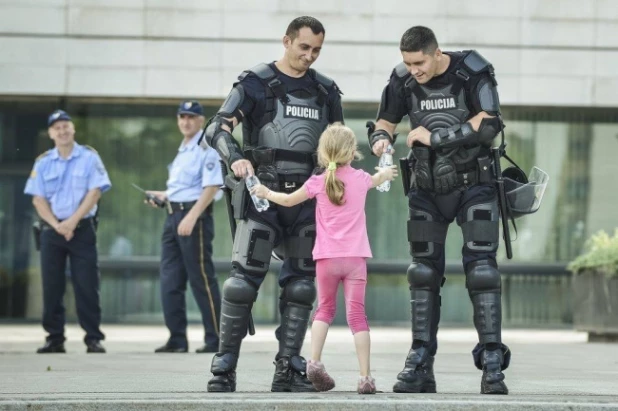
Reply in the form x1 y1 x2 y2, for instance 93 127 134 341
250 123 398 394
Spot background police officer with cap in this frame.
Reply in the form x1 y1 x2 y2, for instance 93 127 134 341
370 26 510 395
200 16 343 393
24 109 111 354
145 100 223 354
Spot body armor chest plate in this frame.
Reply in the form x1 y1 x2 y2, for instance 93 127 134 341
258 93 330 176
408 83 470 132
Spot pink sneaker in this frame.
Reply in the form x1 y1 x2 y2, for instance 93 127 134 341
306 360 335 391
357 376 376 394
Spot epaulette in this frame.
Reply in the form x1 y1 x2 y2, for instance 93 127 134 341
35 151 50 162
83 145 98 153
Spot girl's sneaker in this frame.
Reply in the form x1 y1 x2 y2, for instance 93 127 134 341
306 360 335 391
357 376 376 394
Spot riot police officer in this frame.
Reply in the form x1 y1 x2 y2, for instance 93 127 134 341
200 16 344 392
24 109 111 354
369 26 510 394
145 100 223 354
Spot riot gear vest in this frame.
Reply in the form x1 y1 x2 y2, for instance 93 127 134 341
397 52 485 167
239 63 333 177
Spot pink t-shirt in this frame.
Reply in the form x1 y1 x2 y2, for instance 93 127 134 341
304 165 373 260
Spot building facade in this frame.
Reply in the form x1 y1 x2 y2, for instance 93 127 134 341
1 0 617 324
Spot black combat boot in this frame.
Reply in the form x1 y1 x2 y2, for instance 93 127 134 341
271 355 316 392
207 353 238 392
480 348 508 395
393 346 437 393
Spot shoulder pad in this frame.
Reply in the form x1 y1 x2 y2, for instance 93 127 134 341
462 50 493 75
35 150 50 162
309 69 343 94
238 63 276 82
393 62 409 79
310 69 334 88
83 145 98 153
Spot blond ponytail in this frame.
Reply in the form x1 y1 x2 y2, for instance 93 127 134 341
317 123 362 206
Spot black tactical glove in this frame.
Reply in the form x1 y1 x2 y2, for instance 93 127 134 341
412 146 433 191
433 154 458 194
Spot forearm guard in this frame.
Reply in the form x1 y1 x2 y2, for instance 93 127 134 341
430 116 503 150
366 121 397 155
199 115 245 168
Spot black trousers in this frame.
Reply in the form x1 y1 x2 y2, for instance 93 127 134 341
160 211 221 347
39 219 104 343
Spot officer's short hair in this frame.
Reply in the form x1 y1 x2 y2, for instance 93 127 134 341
286 16 325 41
400 26 439 54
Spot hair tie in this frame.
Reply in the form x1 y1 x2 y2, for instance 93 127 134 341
327 162 337 171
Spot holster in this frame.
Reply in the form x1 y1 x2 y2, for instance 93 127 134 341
227 175 249 220
32 221 41 251
477 155 494 184
400 152 413 197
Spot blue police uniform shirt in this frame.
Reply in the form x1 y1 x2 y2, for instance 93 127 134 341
166 131 224 203
24 143 112 220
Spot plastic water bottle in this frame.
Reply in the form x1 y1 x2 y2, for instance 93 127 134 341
245 174 270 212
377 144 393 192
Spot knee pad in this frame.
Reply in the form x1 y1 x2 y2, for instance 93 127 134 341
232 218 276 274
282 278 316 307
283 223 316 274
407 262 441 292
407 208 448 258
459 200 499 253
466 260 501 295
222 274 257 305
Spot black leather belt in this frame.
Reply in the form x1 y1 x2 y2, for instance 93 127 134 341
41 217 93 230
166 201 213 215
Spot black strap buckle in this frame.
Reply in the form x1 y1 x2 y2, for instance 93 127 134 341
267 78 289 104
455 69 470 81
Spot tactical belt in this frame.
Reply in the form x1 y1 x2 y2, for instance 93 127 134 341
247 148 316 168
166 201 213 215
457 169 479 187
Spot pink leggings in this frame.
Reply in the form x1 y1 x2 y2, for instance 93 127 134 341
313 257 369 334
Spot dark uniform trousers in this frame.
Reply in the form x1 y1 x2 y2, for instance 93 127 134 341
40 218 104 343
160 210 221 348
409 183 498 356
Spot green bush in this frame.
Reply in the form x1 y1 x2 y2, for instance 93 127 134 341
568 229 618 277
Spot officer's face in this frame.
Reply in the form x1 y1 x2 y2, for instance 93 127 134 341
48 121 75 147
402 49 441 84
283 27 324 72
177 114 204 138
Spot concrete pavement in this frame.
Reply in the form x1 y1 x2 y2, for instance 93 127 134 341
0 324 617 410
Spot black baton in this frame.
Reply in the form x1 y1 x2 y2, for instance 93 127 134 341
492 147 513 259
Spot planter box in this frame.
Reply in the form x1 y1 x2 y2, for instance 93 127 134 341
572 271 618 342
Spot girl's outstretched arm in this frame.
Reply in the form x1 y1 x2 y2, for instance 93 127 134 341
251 184 309 208
370 164 399 188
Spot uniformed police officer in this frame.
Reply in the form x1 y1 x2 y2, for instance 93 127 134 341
200 16 343 393
24 109 111 354
369 27 510 394
146 100 223 354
